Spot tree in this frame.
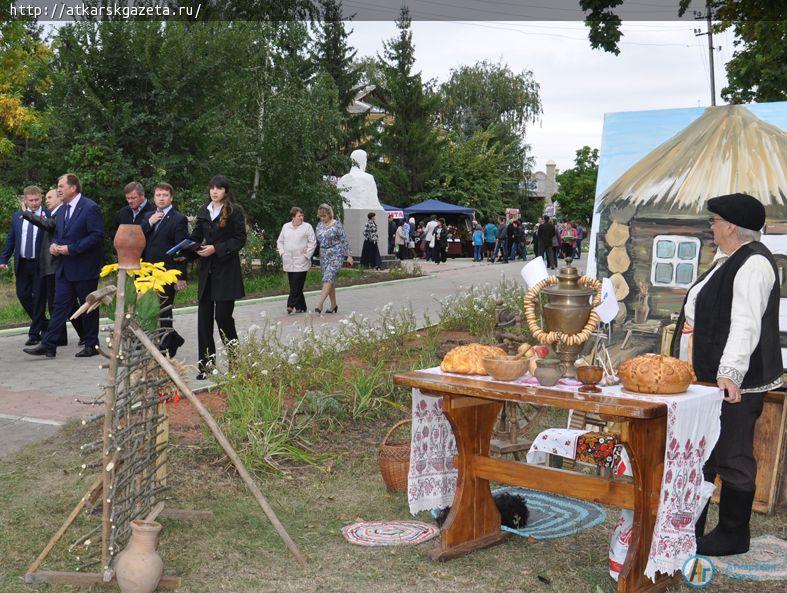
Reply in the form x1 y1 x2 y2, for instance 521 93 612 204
579 1 786 103
311 0 365 174
424 130 519 223
552 146 599 223
373 6 441 205
0 2 50 159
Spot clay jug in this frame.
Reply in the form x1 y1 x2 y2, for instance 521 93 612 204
114 520 164 593
534 358 567 387
114 224 146 270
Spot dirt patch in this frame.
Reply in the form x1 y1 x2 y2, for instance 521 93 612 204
167 390 227 443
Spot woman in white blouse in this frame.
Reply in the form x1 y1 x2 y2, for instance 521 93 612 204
277 207 317 314
670 193 780 557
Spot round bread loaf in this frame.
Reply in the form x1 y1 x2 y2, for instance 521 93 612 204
618 353 696 394
440 343 507 375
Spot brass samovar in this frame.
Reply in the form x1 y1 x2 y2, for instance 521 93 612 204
524 259 602 379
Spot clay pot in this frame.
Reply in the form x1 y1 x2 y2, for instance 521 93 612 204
114 520 164 593
534 358 567 387
114 224 146 270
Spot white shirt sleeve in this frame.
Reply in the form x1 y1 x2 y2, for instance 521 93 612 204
717 254 776 386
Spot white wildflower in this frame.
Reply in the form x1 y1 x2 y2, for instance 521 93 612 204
262 369 269 376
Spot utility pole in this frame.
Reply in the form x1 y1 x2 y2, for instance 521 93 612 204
694 2 718 106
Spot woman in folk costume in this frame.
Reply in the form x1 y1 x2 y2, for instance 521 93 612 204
671 193 781 556
360 212 382 270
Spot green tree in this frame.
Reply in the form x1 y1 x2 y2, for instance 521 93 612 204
552 146 599 223
579 0 786 103
311 0 365 174
373 6 441 205
424 130 518 223
0 2 50 159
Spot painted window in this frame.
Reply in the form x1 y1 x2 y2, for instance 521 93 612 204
650 235 700 288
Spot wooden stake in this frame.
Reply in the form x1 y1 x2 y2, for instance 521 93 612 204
25 475 103 576
129 325 308 568
101 270 127 576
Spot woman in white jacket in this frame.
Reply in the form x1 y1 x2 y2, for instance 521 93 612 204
276 207 317 314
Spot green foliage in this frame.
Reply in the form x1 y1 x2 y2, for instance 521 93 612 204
135 290 160 333
437 278 530 339
424 130 519 223
553 146 599 223
372 7 442 205
0 185 20 239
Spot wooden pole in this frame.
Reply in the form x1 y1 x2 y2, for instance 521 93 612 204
101 269 127 578
25 475 103 576
129 325 308 568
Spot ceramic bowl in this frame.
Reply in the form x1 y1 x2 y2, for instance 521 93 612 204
482 355 528 381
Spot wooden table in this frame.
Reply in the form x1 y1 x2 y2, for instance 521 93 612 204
394 370 679 593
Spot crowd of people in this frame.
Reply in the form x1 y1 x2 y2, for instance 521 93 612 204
378 211 587 267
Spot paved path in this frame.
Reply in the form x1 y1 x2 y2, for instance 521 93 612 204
0 255 585 456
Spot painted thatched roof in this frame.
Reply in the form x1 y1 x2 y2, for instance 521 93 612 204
599 105 787 214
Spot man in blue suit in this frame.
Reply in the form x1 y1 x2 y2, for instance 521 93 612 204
0 186 50 345
24 174 104 358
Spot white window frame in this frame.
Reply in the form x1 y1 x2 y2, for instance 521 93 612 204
650 235 701 288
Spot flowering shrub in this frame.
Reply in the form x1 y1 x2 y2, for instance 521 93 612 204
100 261 181 331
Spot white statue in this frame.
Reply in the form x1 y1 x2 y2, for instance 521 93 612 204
337 149 383 210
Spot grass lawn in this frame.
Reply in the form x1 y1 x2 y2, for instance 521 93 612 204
1 412 785 593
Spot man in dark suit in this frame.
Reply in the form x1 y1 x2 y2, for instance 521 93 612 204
22 188 85 347
0 186 50 345
24 173 104 358
111 181 155 238
140 182 188 357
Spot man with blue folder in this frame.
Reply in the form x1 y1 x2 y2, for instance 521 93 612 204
0 186 50 345
24 174 104 358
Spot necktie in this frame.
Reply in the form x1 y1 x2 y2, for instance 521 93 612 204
153 210 164 234
64 204 72 227
24 212 34 258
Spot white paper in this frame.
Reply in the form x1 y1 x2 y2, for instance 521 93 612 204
521 256 549 288
593 277 619 323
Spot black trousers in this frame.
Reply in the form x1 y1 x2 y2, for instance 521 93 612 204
42 277 98 351
158 283 183 356
16 258 47 338
45 274 84 344
537 243 557 268
286 271 307 311
197 276 238 372
703 391 766 491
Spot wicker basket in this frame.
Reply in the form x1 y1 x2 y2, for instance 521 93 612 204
378 419 411 492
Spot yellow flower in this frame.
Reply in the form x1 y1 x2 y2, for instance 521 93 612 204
100 263 119 278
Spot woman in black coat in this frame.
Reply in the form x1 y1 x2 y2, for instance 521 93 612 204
189 175 247 379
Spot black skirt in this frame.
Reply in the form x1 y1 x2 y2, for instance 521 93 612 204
361 239 382 269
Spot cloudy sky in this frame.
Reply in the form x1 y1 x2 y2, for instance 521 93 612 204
348 20 734 174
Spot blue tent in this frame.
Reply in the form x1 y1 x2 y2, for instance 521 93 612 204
381 203 402 212
403 199 474 216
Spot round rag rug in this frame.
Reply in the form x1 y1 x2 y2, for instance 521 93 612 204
711 535 787 581
494 486 606 540
342 520 439 547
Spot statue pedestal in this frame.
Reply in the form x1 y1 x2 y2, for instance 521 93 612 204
343 208 389 258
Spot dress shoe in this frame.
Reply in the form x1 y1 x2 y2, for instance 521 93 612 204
25 337 41 346
75 346 98 358
78 338 86 346
23 344 55 358
196 372 208 381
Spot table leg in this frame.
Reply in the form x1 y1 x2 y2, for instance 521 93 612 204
430 397 509 561
617 417 679 593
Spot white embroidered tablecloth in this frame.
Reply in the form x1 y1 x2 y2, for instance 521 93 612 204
406 367 723 582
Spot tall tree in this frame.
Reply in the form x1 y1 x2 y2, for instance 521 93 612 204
0 2 50 159
579 0 786 103
373 6 441 205
311 0 364 174
552 146 599 223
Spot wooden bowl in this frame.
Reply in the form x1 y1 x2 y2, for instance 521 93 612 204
482 355 528 382
576 365 604 385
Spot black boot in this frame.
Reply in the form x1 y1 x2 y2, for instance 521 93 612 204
695 499 710 540
696 484 754 556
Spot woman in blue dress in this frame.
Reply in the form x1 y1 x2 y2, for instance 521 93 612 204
314 203 352 314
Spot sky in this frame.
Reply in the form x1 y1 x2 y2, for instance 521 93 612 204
347 20 735 175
